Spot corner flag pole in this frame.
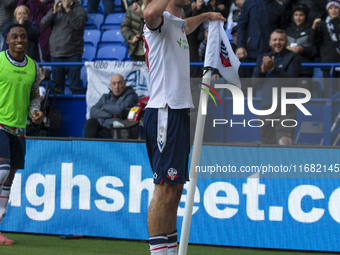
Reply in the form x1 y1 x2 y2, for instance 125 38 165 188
178 69 212 255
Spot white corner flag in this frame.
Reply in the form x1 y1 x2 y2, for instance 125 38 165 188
204 21 241 88
179 21 241 255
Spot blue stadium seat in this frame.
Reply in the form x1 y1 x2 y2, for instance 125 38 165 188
95 45 127 61
82 0 88 6
85 13 104 30
84 29 101 48
114 0 123 12
82 45 97 61
98 29 125 47
100 13 125 30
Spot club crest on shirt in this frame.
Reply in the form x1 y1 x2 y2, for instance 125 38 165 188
167 168 178 181
220 40 232 67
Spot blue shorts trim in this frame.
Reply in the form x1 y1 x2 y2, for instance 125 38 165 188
0 130 26 169
144 107 190 184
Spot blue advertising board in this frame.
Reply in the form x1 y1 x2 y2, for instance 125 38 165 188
2 139 340 252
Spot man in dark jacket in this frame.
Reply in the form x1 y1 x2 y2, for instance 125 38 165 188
252 29 301 145
313 0 340 96
236 0 286 78
84 74 138 138
41 0 88 94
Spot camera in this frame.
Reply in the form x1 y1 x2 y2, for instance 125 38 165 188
41 68 52 81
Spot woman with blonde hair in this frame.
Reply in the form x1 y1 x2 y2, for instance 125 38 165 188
1 4 40 61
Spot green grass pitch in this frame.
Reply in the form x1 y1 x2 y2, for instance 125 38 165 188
0 233 335 255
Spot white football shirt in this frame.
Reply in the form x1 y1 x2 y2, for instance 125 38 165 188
143 11 194 109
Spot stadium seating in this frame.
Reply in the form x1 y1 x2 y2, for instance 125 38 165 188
95 45 127 61
85 13 104 30
101 13 125 30
295 121 324 145
98 29 125 47
114 0 123 12
84 29 101 48
83 45 97 61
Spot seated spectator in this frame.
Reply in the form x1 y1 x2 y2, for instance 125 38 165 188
17 0 54 61
252 29 301 145
84 74 138 139
286 3 317 79
0 0 18 49
120 0 148 61
312 0 340 96
41 0 88 94
2 4 40 61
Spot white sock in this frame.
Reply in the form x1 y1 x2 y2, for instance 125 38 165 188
0 161 10 194
167 231 178 255
0 185 10 223
149 234 168 254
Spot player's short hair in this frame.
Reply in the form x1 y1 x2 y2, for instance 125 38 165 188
5 23 27 39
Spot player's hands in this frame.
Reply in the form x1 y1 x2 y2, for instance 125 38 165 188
53 0 62 14
207 12 226 22
236 47 247 59
31 110 44 124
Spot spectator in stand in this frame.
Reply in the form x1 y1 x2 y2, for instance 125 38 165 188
17 0 54 61
41 0 88 94
87 0 114 16
184 0 205 78
205 0 232 20
252 29 301 145
226 2 239 30
236 0 286 78
286 3 317 82
283 0 328 25
0 0 19 49
312 0 340 96
2 5 41 61
84 74 138 138
230 24 237 52
120 0 148 61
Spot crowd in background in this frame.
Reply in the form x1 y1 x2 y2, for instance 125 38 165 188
1 0 340 96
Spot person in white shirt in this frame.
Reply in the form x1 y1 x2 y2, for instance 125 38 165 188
143 0 225 254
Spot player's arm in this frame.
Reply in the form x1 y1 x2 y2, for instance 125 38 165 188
143 0 170 29
184 11 225 35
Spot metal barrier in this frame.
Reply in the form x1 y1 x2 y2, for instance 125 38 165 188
38 61 340 145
